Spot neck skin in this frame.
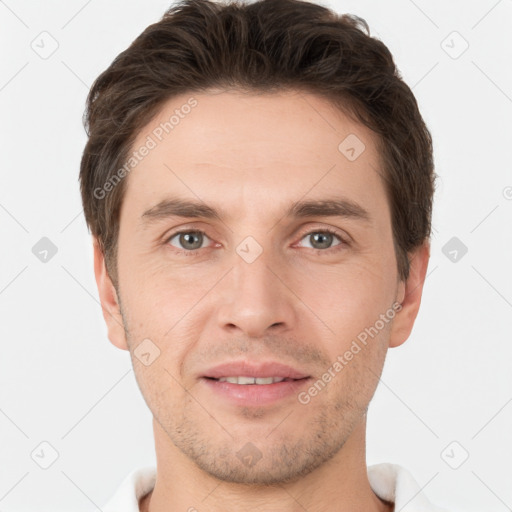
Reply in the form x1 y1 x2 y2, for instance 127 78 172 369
138 415 393 512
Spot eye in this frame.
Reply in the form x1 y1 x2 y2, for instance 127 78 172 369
166 230 211 252
164 227 348 256
296 228 346 251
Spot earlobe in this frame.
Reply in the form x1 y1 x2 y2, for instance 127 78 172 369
92 238 129 351
388 241 430 348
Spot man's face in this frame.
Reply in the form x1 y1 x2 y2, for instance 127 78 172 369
100 90 417 484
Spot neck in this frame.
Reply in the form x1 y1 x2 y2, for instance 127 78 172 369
139 416 393 512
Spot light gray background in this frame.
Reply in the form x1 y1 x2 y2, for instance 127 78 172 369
1 0 511 511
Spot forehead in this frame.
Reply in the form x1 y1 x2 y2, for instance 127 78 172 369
121 90 388 221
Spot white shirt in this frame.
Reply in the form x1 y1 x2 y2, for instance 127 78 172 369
101 463 449 511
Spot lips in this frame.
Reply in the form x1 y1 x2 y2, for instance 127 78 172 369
202 360 310 381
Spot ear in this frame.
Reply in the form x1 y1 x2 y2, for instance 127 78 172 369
388 241 430 348
93 238 129 351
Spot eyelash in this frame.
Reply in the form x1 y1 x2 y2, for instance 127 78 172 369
164 227 349 257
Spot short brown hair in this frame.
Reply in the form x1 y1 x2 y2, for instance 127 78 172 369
80 0 435 288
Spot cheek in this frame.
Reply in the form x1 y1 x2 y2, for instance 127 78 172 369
130 355 184 425
119 254 191 321
295 257 395 328
119 267 206 370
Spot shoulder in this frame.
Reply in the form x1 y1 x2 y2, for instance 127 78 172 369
368 463 451 512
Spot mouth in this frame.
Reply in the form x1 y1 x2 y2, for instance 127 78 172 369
200 375 311 406
199 361 312 406
200 361 312 407
204 376 308 385
201 360 310 381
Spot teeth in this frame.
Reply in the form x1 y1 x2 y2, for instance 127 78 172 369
217 376 287 385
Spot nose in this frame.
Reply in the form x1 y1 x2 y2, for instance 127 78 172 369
216 248 297 338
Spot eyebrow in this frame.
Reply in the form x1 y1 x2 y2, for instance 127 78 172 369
140 196 372 226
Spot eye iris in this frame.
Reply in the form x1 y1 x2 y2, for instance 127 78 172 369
311 232 332 249
180 232 203 250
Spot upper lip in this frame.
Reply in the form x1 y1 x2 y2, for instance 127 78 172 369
202 360 310 380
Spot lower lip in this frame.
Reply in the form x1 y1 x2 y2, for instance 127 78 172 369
201 377 311 406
